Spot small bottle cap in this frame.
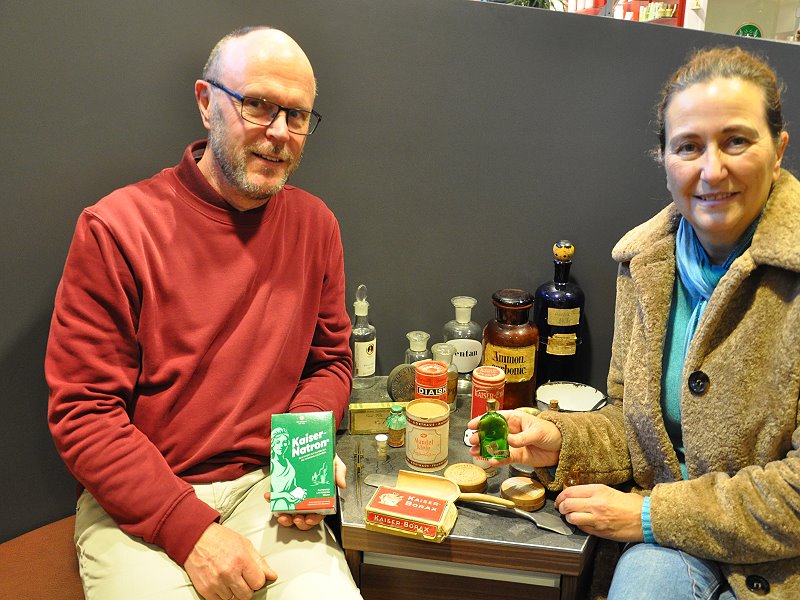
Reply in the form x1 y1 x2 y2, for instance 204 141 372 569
472 365 506 384
553 240 575 262
486 398 499 411
390 404 403 414
414 360 449 385
375 433 388 455
492 288 533 309
406 330 430 351
549 399 560 411
451 296 477 323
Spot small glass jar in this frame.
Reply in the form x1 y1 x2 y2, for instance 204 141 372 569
385 404 406 448
404 331 432 364
431 342 458 412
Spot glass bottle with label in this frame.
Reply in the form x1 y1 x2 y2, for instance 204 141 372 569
442 296 483 398
478 398 510 460
385 403 406 447
481 289 538 409
430 342 458 412
351 284 377 389
404 330 432 364
533 240 585 387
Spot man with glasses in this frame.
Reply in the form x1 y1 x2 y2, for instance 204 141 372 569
46 27 361 600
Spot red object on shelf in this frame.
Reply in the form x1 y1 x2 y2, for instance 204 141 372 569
671 1 685 27
568 0 607 14
613 1 685 27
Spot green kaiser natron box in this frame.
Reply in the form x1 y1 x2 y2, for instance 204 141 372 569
269 411 336 515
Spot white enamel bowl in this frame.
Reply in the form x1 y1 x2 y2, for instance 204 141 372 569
535 381 607 412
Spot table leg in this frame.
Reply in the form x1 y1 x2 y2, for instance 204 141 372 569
344 548 362 587
561 569 594 600
560 575 576 600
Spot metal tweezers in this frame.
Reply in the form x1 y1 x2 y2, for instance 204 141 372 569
353 440 364 505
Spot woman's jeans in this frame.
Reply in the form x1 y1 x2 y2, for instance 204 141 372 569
608 543 736 600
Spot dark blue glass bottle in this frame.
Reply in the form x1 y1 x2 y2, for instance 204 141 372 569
533 241 585 387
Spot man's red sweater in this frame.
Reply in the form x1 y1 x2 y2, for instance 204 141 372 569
45 141 353 564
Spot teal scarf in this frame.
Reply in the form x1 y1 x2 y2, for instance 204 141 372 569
662 215 760 479
674 216 760 354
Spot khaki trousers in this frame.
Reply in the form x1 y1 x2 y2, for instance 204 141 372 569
74 468 362 599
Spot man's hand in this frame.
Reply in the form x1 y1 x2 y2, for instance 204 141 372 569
264 454 347 530
555 484 645 542
184 523 277 600
467 410 563 467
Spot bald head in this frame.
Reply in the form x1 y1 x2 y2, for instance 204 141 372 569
203 27 316 96
195 27 317 211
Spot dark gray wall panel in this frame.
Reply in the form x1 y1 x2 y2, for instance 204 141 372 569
2 0 798 541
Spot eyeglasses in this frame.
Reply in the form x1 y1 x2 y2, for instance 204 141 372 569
205 79 321 136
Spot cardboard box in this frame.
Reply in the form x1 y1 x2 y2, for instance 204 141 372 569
348 401 408 434
270 411 336 514
364 485 458 543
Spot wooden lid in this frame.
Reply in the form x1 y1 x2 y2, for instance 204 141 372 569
500 477 545 511
386 363 416 401
444 462 487 493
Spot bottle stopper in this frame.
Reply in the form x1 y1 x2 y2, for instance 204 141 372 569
451 295 477 324
353 284 369 316
553 240 575 262
406 330 430 352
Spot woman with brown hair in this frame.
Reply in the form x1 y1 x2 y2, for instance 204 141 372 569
471 46 799 599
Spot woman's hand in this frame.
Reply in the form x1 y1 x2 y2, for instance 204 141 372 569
467 409 562 467
264 455 347 530
555 484 644 542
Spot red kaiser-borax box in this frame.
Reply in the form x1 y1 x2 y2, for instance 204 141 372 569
365 486 457 543
270 411 336 515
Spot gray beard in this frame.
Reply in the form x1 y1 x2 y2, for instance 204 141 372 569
208 112 302 200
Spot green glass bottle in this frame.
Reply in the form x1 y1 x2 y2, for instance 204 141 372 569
478 398 509 459
385 403 406 448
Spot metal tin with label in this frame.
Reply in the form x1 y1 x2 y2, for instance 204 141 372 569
405 398 450 472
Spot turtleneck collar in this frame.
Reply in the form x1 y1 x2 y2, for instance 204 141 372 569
171 140 278 227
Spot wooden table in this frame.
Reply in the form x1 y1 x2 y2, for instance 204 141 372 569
337 378 596 600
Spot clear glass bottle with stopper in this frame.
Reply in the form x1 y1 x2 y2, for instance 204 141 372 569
430 342 458 412
442 296 483 398
404 331 432 364
351 284 377 389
